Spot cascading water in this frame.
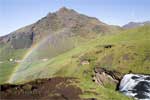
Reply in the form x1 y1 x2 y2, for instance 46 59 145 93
119 74 150 100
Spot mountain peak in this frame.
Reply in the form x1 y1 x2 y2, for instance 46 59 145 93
57 7 71 13
59 7 69 11
56 7 76 14
47 7 74 16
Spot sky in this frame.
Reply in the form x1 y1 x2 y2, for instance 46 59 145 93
0 0 150 36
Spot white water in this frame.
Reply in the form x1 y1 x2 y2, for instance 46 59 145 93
119 74 150 100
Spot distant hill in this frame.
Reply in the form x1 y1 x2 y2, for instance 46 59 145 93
123 21 150 29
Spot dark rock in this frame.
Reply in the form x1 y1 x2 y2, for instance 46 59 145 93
103 44 114 49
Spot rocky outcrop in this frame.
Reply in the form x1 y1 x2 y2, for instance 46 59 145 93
92 67 122 86
0 35 10 44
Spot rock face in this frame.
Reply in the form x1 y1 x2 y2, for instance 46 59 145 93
0 7 120 49
119 74 150 100
123 21 150 29
93 67 122 86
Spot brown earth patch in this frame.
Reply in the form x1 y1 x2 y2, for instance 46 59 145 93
101 54 113 67
122 54 130 60
144 55 150 61
0 77 83 100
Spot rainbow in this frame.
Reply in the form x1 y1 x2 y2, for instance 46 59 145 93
7 30 66 83
7 43 39 83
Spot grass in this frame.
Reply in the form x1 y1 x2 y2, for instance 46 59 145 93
0 62 16 84
0 44 27 84
0 25 150 99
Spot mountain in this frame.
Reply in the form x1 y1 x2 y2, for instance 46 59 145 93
0 7 122 64
0 7 120 49
123 21 150 29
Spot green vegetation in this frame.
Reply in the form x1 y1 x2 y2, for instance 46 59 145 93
0 62 16 84
0 25 150 99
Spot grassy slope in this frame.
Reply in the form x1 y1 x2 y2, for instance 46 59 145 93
1 25 150 99
0 44 27 84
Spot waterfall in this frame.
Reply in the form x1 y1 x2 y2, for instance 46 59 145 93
119 74 150 100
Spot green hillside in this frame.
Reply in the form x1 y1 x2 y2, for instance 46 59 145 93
1 25 150 100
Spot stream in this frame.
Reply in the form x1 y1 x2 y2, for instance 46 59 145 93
119 74 150 100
